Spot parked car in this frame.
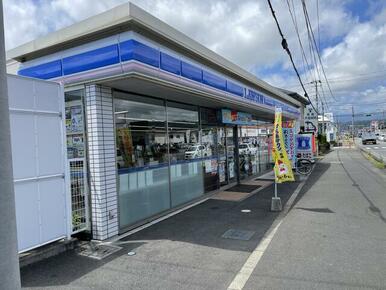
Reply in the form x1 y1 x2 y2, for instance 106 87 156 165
361 132 377 145
238 143 257 155
184 145 211 159
378 134 386 142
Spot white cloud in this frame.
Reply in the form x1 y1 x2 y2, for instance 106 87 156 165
3 0 386 117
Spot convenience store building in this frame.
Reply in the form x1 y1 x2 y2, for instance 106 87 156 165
7 2 307 241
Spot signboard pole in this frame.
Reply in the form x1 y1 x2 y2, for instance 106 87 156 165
274 173 278 199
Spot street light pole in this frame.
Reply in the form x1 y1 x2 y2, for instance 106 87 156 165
0 1 21 288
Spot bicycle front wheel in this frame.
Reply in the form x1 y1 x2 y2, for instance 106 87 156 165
296 159 312 175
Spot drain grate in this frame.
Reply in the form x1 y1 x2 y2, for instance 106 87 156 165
225 184 261 193
77 243 122 260
222 229 255 241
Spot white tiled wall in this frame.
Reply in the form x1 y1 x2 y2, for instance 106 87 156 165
85 84 118 240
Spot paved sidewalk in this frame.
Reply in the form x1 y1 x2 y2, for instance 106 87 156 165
243 148 386 290
21 177 300 290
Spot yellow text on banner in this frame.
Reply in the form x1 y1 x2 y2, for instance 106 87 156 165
272 108 295 183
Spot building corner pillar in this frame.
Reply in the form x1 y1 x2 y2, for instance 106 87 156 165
85 84 118 240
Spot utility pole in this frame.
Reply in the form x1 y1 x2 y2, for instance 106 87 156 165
322 102 325 135
351 105 355 144
0 1 21 288
311 80 321 133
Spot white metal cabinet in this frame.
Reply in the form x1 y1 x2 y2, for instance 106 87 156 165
7 75 70 253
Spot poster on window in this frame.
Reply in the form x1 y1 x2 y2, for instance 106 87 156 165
229 161 235 178
211 159 218 175
70 106 83 133
116 128 134 167
205 160 212 173
219 161 226 182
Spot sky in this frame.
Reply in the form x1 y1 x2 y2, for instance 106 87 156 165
3 0 386 121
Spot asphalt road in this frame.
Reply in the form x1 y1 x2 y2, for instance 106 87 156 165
244 148 386 289
356 138 386 161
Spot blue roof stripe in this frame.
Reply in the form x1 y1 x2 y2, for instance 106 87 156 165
226 81 244 97
181 61 202 82
160 52 181 75
62 44 119 75
18 59 62 80
120 39 159 67
17 38 299 115
202 70 226 91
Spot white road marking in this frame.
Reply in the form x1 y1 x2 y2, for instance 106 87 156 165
374 147 379 149
227 178 308 290
227 221 282 290
366 147 371 149
382 147 386 149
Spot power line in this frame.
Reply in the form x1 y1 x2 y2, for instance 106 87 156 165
333 110 386 118
328 100 386 107
285 0 313 83
301 0 337 102
284 74 386 91
284 69 386 88
266 0 319 114
317 0 321 52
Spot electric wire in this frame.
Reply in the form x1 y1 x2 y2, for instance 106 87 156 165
266 0 319 114
285 0 313 83
301 0 337 102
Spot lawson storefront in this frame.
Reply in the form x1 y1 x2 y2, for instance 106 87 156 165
7 2 304 240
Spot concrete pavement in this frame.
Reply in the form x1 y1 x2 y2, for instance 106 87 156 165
21 176 300 289
20 148 386 289
243 148 386 289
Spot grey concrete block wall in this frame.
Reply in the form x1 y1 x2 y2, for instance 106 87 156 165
85 84 118 240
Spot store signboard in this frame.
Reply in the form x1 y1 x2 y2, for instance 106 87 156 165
221 109 257 125
283 121 296 168
304 105 318 133
296 133 314 159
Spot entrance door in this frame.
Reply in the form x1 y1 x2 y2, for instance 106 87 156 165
202 126 219 192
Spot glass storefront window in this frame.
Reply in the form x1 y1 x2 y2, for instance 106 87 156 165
115 94 170 229
167 102 204 206
113 91 275 230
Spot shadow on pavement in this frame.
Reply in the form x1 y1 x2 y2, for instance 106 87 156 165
290 161 331 211
20 242 144 288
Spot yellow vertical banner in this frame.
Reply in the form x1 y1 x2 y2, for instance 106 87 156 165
272 107 295 183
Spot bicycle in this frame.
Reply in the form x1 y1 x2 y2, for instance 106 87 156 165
295 158 313 175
